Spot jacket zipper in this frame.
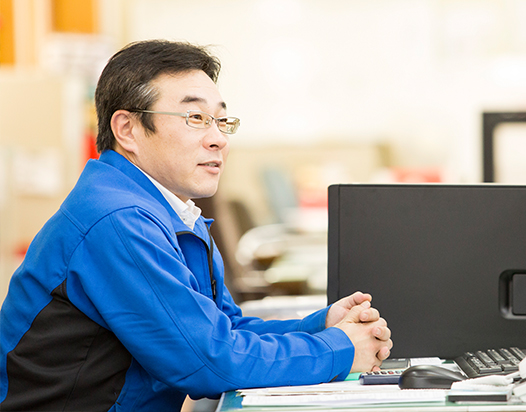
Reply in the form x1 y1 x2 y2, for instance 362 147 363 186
205 225 217 300
176 230 216 301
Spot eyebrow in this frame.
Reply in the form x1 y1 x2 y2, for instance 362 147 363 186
181 95 227 110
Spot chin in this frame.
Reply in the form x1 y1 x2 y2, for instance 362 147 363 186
191 188 219 200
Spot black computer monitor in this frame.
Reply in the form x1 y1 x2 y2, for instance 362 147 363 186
327 184 526 359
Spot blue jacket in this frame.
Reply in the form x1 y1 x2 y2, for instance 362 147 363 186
0 150 354 411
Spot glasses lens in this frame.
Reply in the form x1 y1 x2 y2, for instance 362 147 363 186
187 111 212 129
218 118 240 134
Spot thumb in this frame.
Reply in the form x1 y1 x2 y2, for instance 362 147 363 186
342 301 370 323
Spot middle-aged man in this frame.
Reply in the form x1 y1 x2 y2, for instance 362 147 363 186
0 40 392 411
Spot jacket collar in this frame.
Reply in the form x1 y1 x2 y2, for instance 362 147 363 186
97 151 214 234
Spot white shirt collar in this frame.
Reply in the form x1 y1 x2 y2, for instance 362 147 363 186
133 165 201 230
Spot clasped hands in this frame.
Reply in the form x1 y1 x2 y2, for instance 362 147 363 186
326 291 393 373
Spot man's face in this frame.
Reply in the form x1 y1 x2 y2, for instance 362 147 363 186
128 70 230 202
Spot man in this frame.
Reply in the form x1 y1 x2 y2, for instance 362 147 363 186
0 40 392 411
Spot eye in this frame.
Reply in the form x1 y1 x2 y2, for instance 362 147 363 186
188 113 205 121
187 111 209 128
220 118 240 134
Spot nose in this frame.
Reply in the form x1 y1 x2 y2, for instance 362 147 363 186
204 122 229 151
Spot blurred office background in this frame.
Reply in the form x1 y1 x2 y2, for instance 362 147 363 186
3 1 526 410
2 0 526 308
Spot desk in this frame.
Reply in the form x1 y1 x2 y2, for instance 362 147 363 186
216 380 526 412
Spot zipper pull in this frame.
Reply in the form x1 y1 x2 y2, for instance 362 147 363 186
211 279 217 300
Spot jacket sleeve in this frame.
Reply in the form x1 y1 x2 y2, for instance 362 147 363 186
220 286 332 335
66 207 354 399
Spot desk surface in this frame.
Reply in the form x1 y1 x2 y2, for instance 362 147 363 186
217 390 526 411
216 381 526 412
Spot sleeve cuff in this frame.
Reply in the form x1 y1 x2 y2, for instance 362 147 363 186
297 305 331 333
315 327 355 381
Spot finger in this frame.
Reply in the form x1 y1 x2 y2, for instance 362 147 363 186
359 307 379 323
351 291 372 306
373 325 391 341
342 303 368 323
337 292 372 310
377 345 392 361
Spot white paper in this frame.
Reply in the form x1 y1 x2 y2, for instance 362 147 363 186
409 357 444 366
239 380 447 407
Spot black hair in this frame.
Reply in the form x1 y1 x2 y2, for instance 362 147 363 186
95 39 221 152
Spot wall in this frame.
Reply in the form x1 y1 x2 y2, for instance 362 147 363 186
122 0 526 183
3 0 526 300
0 0 117 302
219 142 387 227
0 70 84 301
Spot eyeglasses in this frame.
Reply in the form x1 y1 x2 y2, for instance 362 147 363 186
129 109 240 135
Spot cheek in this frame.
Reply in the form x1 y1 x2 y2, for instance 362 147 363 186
222 146 230 163
165 143 200 173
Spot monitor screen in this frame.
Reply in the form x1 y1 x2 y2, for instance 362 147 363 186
328 184 526 359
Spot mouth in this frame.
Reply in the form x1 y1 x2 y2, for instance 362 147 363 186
199 161 221 168
198 161 222 174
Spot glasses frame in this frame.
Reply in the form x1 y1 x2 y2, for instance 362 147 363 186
129 109 240 135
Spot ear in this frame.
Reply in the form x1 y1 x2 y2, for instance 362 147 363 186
111 110 140 154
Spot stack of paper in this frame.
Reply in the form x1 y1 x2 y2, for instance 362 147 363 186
238 380 447 408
